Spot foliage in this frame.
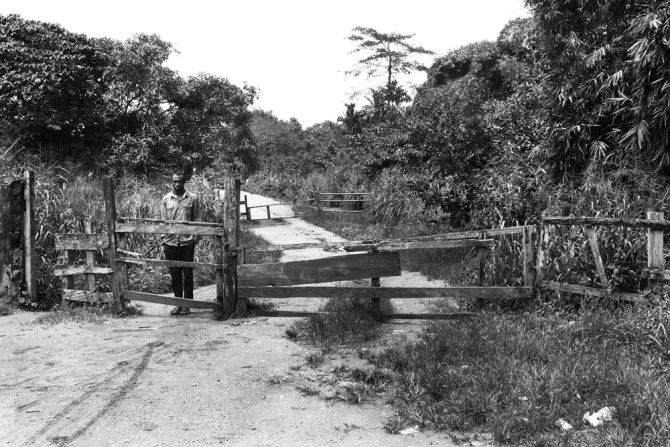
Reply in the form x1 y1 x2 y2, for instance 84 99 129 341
347 26 434 90
0 14 256 175
526 0 670 180
367 310 670 445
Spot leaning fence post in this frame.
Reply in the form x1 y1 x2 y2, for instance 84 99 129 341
647 211 664 269
103 178 122 306
23 170 36 300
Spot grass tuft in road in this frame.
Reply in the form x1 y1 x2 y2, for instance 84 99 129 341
33 302 143 325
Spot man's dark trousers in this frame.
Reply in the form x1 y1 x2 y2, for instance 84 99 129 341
164 244 195 299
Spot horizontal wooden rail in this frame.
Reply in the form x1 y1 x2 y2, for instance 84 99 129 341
54 265 113 276
385 313 474 320
344 238 494 252
117 257 223 269
118 217 223 227
63 289 114 304
317 192 372 196
239 286 532 300
242 226 530 253
55 233 109 251
251 310 474 320
125 291 221 309
238 251 401 287
317 199 370 203
320 208 364 214
543 216 670 229
543 281 647 304
116 222 226 236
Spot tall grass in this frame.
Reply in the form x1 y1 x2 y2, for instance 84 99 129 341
365 308 670 445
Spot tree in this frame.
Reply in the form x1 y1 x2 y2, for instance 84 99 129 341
347 26 433 109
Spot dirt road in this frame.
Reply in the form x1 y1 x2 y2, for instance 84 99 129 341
1 192 461 446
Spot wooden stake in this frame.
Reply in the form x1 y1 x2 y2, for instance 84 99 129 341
84 221 96 293
584 226 608 287
523 225 536 288
477 231 487 286
647 211 664 269
221 179 240 318
103 178 122 306
23 170 36 300
0 185 12 297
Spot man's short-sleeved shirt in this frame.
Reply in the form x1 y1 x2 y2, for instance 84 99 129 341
160 190 201 246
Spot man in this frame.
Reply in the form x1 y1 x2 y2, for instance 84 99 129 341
160 173 202 316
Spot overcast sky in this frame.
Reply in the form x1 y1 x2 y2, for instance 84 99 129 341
1 0 530 127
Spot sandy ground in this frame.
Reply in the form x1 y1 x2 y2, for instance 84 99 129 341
0 192 475 447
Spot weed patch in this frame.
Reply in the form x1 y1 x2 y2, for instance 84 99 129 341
288 297 388 351
362 310 670 445
33 302 143 325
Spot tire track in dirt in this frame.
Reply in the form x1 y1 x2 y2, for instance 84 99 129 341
22 341 163 446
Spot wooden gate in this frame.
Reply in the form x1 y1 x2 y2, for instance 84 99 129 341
58 177 534 321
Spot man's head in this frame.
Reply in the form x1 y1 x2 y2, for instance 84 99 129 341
172 173 186 195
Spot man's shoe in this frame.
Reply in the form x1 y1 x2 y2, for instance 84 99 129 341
170 307 183 316
180 308 191 315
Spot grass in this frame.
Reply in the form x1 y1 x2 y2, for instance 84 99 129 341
355 307 670 446
288 295 392 352
0 298 13 316
33 301 144 325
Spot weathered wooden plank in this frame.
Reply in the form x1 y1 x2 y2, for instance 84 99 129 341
238 251 401 287
318 192 372 196
385 313 474 320
238 286 532 299
344 238 494 252
543 281 647 304
116 222 226 236
584 227 608 287
103 178 122 305
119 217 223 227
55 233 110 251
84 221 96 292
23 170 35 299
62 289 114 304
647 211 664 269
117 257 222 269
223 179 240 317
321 208 364 213
544 216 670 229
54 266 114 276
253 310 322 318
124 290 220 309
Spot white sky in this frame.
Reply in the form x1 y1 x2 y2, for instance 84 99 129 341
1 0 530 127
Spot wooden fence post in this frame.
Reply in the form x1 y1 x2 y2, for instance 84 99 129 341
316 192 321 212
477 231 487 286
23 170 36 300
244 194 250 221
84 221 97 293
0 184 11 297
535 224 550 286
103 178 122 306
523 225 536 287
584 226 608 287
221 178 240 317
647 211 664 269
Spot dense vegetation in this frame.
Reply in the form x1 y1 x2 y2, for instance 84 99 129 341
4 3 670 445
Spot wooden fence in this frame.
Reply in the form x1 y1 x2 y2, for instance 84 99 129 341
36 175 667 319
538 212 667 304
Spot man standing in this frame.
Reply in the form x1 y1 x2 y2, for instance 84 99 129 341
161 173 202 316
